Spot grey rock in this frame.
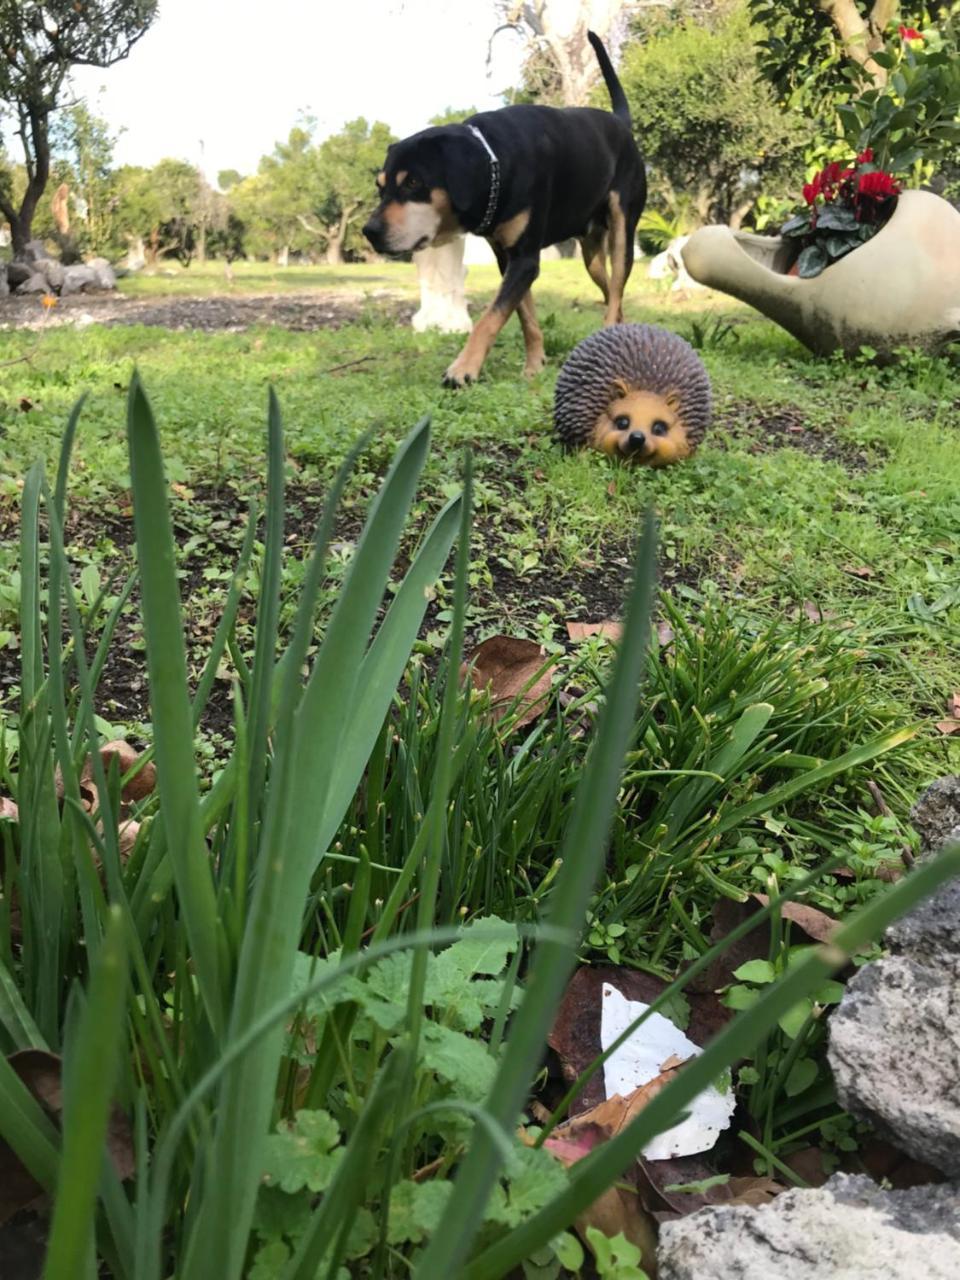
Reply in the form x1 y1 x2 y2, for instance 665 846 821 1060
829 954 960 1174
6 261 33 289
16 272 50 294
658 1174 960 1280
87 256 117 290
911 776 960 856
886 873 960 962
61 264 97 296
39 258 65 292
828 775 960 1176
22 238 51 263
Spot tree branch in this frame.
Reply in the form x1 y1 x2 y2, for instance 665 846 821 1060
818 0 888 86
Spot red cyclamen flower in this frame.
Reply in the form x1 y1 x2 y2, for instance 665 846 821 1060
898 25 923 40
857 171 900 198
856 148 874 164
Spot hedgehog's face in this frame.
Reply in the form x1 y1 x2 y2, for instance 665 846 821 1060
591 383 694 468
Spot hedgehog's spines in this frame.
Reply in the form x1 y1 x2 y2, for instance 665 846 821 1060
554 323 712 452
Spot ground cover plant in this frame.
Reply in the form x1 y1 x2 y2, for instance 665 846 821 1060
0 261 958 1275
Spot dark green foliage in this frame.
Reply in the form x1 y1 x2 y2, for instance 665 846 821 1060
618 2 805 226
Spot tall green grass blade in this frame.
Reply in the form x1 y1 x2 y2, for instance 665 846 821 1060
664 703 773 841
44 906 127 1280
127 374 223 1035
0 1052 61 1188
244 390 285 862
712 725 919 836
463 843 960 1279
414 511 658 1278
18 460 63 1043
52 395 85 522
0 958 47 1051
181 417 438 1280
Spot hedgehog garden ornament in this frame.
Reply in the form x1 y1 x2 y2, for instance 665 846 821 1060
554 324 711 467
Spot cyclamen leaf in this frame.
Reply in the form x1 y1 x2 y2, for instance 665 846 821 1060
262 1109 341 1193
253 1185 312 1241
388 1180 453 1245
419 1022 498 1100
797 244 828 278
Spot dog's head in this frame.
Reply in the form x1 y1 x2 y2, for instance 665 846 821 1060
591 380 694 468
362 126 487 255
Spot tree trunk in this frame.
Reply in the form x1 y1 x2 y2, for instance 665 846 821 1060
818 0 896 88
277 244 290 267
728 199 755 232
324 236 343 265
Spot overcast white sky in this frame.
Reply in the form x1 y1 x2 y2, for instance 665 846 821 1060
69 0 526 182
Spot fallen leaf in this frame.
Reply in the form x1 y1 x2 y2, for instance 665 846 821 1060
656 620 675 647
0 1050 134 1224
533 468 546 481
18 397 32 412
562 1071 680 1142
460 635 554 729
607 480 617 496
0 797 17 821
95 740 157 802
845 564 875 579
566 620 623 643
935 692 960 735
801 601 838 624
751 894 838 943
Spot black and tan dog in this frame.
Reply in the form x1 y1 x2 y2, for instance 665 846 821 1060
362 32 646 388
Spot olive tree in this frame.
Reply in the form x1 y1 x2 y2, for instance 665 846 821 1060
0 1 157 256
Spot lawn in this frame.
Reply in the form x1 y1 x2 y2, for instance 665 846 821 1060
1 257 959 1274
2 259 958 742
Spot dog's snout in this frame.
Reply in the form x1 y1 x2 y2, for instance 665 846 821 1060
626 430 647 454
363 217 383 250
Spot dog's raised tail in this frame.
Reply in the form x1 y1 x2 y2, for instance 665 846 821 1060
587 30 631 126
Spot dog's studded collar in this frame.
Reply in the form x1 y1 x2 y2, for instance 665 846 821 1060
466 125 501 235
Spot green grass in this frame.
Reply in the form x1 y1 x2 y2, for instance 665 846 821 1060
2 271 960 1275
2 259 957 761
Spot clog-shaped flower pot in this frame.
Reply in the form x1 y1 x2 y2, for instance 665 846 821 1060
681 190 960 358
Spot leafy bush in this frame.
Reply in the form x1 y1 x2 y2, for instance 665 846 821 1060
618 2 805 227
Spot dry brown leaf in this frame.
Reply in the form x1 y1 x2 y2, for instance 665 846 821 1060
0 1050 135 1225
949 692 960 718
576 1184 658 1277
726 1175 784 1206
656 620 675 647
118 819 141 858
0 797 17 821
802 601 838 624
751 894 838 943
845 564 875 579
935 719 960 736
936 693 960 735
560 1069 680 1142
566 620 623 643
94 740 157 802
607 480 617 496
460 635 554 729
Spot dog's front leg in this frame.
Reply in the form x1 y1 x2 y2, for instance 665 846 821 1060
443 254 539 388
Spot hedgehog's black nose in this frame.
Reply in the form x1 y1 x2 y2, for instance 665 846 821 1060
625 430 647 455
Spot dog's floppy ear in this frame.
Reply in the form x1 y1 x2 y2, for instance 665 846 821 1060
437 129 487 218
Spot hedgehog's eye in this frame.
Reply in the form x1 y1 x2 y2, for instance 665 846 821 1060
613 414 631 430
651 420 670 437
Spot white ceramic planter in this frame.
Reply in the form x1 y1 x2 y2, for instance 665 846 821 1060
681 190 960 358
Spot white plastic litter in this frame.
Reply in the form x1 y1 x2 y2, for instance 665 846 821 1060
600 982 735 1160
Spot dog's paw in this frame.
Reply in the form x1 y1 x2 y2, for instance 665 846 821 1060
523 354 546 378
442 367 475 389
